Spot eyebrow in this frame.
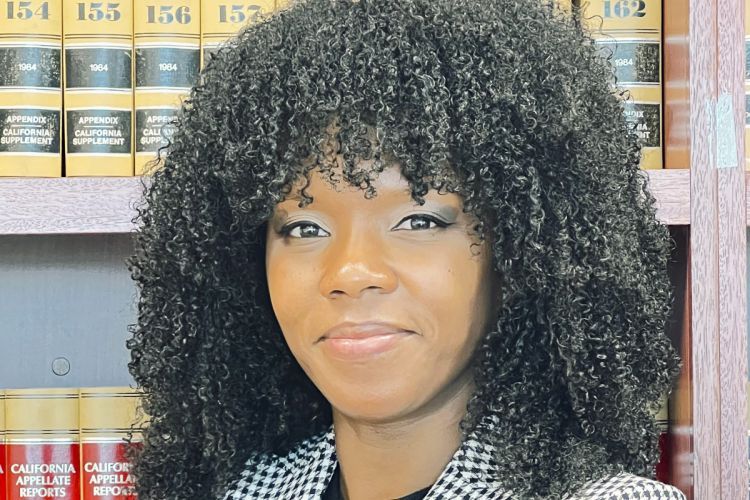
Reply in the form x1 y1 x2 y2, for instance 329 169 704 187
280 188 456 204
274 199 460 220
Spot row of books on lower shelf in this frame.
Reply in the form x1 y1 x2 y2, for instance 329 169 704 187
0 387 146 499
0 386 674 499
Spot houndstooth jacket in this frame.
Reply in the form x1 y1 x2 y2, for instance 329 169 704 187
221 423 687 500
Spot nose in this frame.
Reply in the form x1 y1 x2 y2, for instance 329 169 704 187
319 228 398 299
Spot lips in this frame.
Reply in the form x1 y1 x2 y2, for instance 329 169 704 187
319 321 413 341
317 321 416 360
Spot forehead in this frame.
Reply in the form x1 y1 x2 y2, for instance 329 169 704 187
280 162 433 208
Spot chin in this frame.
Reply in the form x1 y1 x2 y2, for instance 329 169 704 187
332 406 411 424
325 390 420 423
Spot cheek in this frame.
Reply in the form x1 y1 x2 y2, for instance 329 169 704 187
265 249 318 342
399 244 492 351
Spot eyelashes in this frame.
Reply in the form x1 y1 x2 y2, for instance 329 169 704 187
278 222 330 238
278 214 453 239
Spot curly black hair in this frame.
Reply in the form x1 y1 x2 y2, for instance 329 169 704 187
124 0 683 498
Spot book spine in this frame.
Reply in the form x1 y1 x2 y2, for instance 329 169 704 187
134 0 200 176
63 0 133 176
1 390 6 500
79 386 143 500
5 388 80 500
654 392 671 484
581 0 663 170
200 0 275 69
0 0 63 177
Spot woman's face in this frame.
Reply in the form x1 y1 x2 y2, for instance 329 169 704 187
265 162 499 422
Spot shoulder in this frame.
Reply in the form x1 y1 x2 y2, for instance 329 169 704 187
568 471 687 500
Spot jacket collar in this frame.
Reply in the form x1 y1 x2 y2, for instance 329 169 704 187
225 416 649 500
279 418 513 499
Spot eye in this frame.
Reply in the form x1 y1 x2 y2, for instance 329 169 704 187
392 214 451 231
278 215 451 237
279 221 331 238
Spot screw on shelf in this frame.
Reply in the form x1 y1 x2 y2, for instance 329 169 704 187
51 357 70 376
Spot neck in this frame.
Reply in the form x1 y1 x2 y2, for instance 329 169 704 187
331 368 476 500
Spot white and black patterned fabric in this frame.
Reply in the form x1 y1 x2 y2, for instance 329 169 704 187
222 423 687 499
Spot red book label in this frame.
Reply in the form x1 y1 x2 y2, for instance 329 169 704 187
656 430 672 484
81 442 140 499
1 442 7 500
6 443 79 500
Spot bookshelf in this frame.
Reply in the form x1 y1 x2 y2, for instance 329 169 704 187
661 0 748 499
1 0 748 499
0 177 146 235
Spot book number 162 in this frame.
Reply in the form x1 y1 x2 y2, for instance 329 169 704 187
603 0 646 18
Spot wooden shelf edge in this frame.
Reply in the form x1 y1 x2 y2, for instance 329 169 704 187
0 176 150 235
643 169 690 226
0 169 697 235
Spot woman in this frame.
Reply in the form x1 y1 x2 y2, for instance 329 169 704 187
125 0 686 498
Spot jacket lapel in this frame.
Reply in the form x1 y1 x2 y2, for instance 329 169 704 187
421 425 514 500
269 424 338 498
226 420 672 500
285 423 515 500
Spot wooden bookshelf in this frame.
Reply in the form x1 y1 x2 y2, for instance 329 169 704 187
0 0 748 497
0 0 750 500
0 176 148 235
0 169 691 235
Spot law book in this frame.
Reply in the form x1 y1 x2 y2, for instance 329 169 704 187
5 388 80 500
200 0 276 69
580 0 663 169
134 0 200 176
63 0 133 176
1 390 6 499
0 0 63 177
79 386 144 499
654 392 671 484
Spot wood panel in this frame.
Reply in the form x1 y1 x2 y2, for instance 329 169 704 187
0 176 149 235
647 169 690 224
688 0 722 489
716 0 748 497
687 0 748 498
